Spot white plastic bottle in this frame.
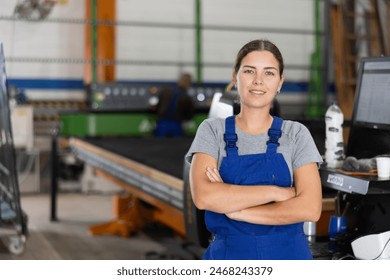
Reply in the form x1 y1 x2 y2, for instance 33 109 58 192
325 102 345 168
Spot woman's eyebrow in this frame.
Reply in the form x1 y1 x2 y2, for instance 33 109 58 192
242 65 278 70
242 65 256 69
264 66 278 70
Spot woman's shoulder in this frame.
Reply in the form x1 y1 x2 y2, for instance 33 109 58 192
281 119 311 139
200 117 225 130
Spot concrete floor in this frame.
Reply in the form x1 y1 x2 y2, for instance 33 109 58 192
0 192 203 260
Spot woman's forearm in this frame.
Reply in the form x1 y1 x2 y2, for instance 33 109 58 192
227 189 322 225
192 180 295 214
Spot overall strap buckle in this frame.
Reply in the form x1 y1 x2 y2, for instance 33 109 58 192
267 128 282 145
224 133 238 148
266 117 283 153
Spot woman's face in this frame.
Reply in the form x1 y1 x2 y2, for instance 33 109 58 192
233 50 284 111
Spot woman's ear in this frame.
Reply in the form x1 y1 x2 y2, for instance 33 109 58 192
278 74 285 89
231 72 237 86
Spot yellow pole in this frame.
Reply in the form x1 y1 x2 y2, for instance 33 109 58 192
84 0 116 84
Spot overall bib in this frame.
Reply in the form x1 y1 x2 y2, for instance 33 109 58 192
203 115 312 260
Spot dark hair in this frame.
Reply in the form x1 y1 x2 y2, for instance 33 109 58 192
177 72 192 89
233 39 284 77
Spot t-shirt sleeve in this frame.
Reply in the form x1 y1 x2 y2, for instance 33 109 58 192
292 123 323 170
185 119 220 164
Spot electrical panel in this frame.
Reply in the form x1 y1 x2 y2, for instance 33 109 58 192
87 82 225 112
87 83 159 111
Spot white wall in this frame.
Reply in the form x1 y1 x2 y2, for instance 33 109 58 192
0 0 318 85
116 0 196 81
0 0 85 79
201 0 315 82
116 0 316 82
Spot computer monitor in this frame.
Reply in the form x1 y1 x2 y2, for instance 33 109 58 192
351 57 390 129
346 56 390 159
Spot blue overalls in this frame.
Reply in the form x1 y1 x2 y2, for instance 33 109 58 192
155 87 184 137
203 115 312 260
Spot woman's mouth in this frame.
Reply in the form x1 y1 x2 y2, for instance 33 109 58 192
249 89 266 95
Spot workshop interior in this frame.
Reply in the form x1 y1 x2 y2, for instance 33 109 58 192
1 0 390 260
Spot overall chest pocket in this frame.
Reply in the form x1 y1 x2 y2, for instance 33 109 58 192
219 154 291 187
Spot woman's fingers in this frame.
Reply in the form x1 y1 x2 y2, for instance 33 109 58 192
212 168 223 182
206 167 223 183
206 169 216 182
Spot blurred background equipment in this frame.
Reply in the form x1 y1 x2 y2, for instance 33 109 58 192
87 83 160 112
324 102 345 169
320 56 390 259
14 0 56 20
10 105 41 193
0 42 27 255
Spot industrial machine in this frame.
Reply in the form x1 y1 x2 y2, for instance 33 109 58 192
60 82 224 138
87 82 224 113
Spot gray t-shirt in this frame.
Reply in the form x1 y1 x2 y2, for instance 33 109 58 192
185 117 323 184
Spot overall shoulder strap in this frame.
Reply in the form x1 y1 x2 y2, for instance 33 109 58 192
223 116 238 156
266 116 283 154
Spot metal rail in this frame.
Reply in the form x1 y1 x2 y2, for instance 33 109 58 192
0 15 324 36
71 146 183 210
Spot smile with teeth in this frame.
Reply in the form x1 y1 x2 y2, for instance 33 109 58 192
249 89 266 95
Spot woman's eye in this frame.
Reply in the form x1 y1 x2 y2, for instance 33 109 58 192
243 69 254 74
265 71 275 76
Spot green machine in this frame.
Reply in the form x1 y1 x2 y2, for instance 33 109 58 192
60 112 156 137
60 112 208 138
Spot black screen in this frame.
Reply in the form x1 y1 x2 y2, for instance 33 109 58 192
353 57 390 129
346 57 390 158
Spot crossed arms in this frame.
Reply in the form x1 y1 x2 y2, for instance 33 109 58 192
189 152 322 225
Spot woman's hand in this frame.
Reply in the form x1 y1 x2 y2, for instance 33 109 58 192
226 210 242 221
205 167 224 183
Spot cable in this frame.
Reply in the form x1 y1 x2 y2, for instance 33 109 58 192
373 237 390 260
337 253 356 260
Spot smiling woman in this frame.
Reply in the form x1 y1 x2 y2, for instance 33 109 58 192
234 51 284 121
185 39 323 260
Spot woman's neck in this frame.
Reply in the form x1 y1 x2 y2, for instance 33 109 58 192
236 109 273 135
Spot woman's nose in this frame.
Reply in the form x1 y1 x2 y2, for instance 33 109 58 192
253 73 263 85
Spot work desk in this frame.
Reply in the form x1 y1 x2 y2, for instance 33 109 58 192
320 167 390 195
